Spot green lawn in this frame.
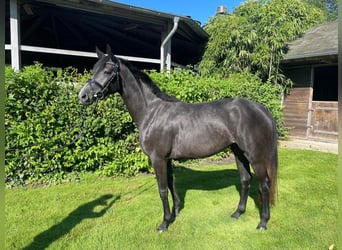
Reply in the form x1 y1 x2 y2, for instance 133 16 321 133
6 148 338 250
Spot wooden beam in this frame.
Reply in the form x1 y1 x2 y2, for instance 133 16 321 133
4 44 161 64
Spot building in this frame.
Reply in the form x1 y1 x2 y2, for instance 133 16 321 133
5 0 209 71
281 21 338 141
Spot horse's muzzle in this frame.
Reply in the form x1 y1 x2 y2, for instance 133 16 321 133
78 85 94 105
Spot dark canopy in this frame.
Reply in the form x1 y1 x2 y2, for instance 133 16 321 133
5 0 209 69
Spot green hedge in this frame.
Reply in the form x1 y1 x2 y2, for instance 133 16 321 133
5 64 285 186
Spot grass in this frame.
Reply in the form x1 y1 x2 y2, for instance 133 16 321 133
5 148 338 250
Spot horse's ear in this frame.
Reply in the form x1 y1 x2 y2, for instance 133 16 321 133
106 44 113 57
96 46 104 58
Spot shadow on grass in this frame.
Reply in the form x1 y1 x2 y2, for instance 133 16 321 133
23 194 120 250
174 166 260 216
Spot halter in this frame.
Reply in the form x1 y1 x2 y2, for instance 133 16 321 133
90 60 120 101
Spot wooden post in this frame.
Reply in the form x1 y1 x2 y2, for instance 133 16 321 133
10 0 21 70
306 66 314 138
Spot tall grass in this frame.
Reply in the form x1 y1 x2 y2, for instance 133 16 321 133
5 149 337 249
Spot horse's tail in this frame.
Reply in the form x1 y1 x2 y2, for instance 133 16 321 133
268 128 278 205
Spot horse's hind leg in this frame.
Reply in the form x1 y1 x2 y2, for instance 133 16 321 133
230 144 252 219
167 160 180 219
254 164 271 230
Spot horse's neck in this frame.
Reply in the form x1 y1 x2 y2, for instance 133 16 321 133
119 65 157 127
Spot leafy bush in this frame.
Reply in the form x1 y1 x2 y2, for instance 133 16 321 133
5 64 149 186
5 64 284 186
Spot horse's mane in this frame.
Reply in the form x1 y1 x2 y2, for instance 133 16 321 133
120 59 179 102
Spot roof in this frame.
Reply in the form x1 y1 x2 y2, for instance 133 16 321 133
5 0 209 69
282 21 338 64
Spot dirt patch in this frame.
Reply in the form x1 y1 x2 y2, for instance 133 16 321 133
279 138 337 154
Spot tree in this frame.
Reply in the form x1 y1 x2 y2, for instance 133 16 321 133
304 0 338 20
199 0 326 87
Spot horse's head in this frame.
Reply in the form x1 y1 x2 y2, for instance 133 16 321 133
79 45 120 105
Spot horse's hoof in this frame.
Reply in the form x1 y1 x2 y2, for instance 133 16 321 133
157 227 168 233
230 214 239 219
230 210 243 219
157 222 168 233
256 225 267 230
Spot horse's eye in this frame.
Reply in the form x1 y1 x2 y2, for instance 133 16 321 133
104 66 113 74
104 63 114 74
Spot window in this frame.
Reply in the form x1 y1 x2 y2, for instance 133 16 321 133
313 65 338 101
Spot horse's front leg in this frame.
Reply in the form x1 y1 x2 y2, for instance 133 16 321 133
167 159 180 218
151 156 172 233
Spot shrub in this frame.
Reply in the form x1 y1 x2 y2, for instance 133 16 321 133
6 64 87 185
5 64 149 186
5 64 284 186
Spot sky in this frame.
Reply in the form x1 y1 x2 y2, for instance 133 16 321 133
114 0 246 26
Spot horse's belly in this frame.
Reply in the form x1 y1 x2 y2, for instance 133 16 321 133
170 127 231 159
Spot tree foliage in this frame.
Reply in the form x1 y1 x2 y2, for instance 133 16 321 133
199 0 326 86
304 0 338 20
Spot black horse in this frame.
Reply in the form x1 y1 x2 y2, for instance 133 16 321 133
79 46 278 232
